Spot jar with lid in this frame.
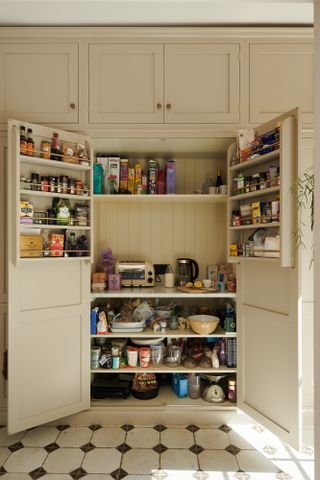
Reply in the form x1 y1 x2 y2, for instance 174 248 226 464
188 373 201 399
75 179 82 196
34 211 45 225
61 176 68 194
56 177 62 194
68 178 75 195
49 176 56 193
41 176 49 192
31 173 40 191
25 179 32 190
82 184 89 196
40 141 51 160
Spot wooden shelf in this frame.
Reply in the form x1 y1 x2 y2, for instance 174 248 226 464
20 189 91 201
229 222 280 230
20 256 91 262
91 385 237 410
229 149 280 173
20 224 91 231
93 194 228 204
91 365 236 374
91 326 236 339
91 286 236 300
228 186 280 202
20 155 91 171
238 256 280 262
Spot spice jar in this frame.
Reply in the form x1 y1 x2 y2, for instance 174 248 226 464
47 209 56 225
41 176 49 192
25 178 32 190
75 179 82 196
61 176 68 194
31 173 40 191
56 177 62 194
68 178 75 195
41 141 51 160
49 176 56 193
82 184 89 196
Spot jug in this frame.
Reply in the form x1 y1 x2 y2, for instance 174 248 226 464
175 258 199 286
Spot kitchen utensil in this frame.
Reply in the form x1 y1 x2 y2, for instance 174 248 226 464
188 315 220 335
175 258 199 286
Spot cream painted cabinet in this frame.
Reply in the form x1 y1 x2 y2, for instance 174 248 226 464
88 43 240 125
0 305 7 413
164 44 240 124
88 44 164 124
0 138 7 304
249 43 314 124
0 44 79 125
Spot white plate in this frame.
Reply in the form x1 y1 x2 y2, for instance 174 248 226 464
110 327 145 333
110 321 146 329
131 337 166 345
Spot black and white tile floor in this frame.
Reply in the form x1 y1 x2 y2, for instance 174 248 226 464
0 423 313 480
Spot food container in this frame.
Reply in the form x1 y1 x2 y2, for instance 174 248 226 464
127 347 139 367
165 345 181 367
155 307 174 319
91 347 101 369
151 343 164 365
91 282 105 293
139 347 151 368
20 235 43 258
188 315 220 335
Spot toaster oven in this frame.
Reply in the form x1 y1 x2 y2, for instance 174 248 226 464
115 260 155 287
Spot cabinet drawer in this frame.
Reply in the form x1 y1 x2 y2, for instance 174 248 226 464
249 43 314 124
0 43 79 124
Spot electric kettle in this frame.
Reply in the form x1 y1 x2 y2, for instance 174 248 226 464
175 258 199 286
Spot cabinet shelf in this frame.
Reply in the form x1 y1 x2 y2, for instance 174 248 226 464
91 385 237 410
91 286 236 300
229 149 280 173
229 222 280 230
20 224 91 231
20 189 91 201
20 256 91 262
228 186 280 202
93 194 227 204
91 326 236 339
91 365 236 374
20 155 91 171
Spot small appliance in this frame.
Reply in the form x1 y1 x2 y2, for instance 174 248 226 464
175 258 199 286
115 260 155 287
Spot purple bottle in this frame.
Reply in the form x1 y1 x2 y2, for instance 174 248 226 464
218 339 226 366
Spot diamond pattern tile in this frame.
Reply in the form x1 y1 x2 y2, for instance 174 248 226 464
275 472 294 480
186 425 199 433
70 467 87 479
121 425 135 432
117 442 131 453
218 424 232 433
193 471 209 480
89 424 102 431
225 444 241 455
44 442 60 453
8 442 23 452
234 473 251 480
29 467 47 480
80 442 96 453
56 425 70 432
153 443 168 454
0 466 6 474
111 467 128 479
189 444 204 455
153 425 167 432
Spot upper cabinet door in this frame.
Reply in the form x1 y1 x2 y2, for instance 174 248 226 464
0 44 79 125
88 44 163 124
164 44 240 124
249 43 314 125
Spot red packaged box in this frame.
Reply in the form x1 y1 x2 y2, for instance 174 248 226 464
49 233 65 257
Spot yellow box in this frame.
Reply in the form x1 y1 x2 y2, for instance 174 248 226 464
128 168 135 194
134 163 142 194
20 235 43 257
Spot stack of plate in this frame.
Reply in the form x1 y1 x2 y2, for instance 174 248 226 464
109 320 146 333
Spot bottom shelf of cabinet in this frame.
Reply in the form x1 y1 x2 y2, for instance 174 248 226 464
91 385 237 410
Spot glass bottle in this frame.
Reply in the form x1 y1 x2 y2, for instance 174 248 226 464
188 373 201 399
164 264 175 288
215 168 223 188
20 126 27 155
26 128 34 157
67 232 77 257
218 339 226 366
51 132 61 161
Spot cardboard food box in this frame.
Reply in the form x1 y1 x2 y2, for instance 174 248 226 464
20 235 43 257
49 233 65 257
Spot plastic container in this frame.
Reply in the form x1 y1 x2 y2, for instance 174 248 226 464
188 373 201 399
93 163 103 194
91 347 101 369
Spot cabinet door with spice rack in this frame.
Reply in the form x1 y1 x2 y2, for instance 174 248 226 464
7 120 93 434
0 43 79 125
0 137 7 304
89 292 237 408
227 108 298 267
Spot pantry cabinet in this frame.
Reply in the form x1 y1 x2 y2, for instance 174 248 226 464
0 43 79 125
88 43 240 125
0 138 7 303
249 43 314 125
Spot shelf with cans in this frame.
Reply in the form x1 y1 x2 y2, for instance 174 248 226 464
227 126 281 261
17 123 93 259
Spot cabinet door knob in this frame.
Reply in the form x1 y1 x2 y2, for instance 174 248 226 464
166 103 172 110
156 103 162 110
70 103 76 110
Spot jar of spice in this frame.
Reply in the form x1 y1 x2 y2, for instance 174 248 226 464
40 141 51 160
25 179 32 190
20 177 26 190
56 177 62 194
31 173 40 191
82 184 89 196
75 179 82 196
68 178 75 195
49 176 56 193
61 176 68 194
40 176 49 192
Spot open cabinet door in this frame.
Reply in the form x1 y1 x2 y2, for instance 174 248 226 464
7 120 93 433
236 109 303 450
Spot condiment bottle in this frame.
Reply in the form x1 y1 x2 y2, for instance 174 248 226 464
51 132 61 161
20 126 27 155
164 264 175 288
215 168 223 188
26 128 34 157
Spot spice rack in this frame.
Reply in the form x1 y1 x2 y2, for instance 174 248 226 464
14 121 93 262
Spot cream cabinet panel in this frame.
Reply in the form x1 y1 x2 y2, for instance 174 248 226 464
0 305 7 410
164 44 240 124
0 44 78 124
249 44 314 124
89 44 163 124
0 139 7 304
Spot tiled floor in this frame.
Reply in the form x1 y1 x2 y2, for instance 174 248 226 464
0 423 314 480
